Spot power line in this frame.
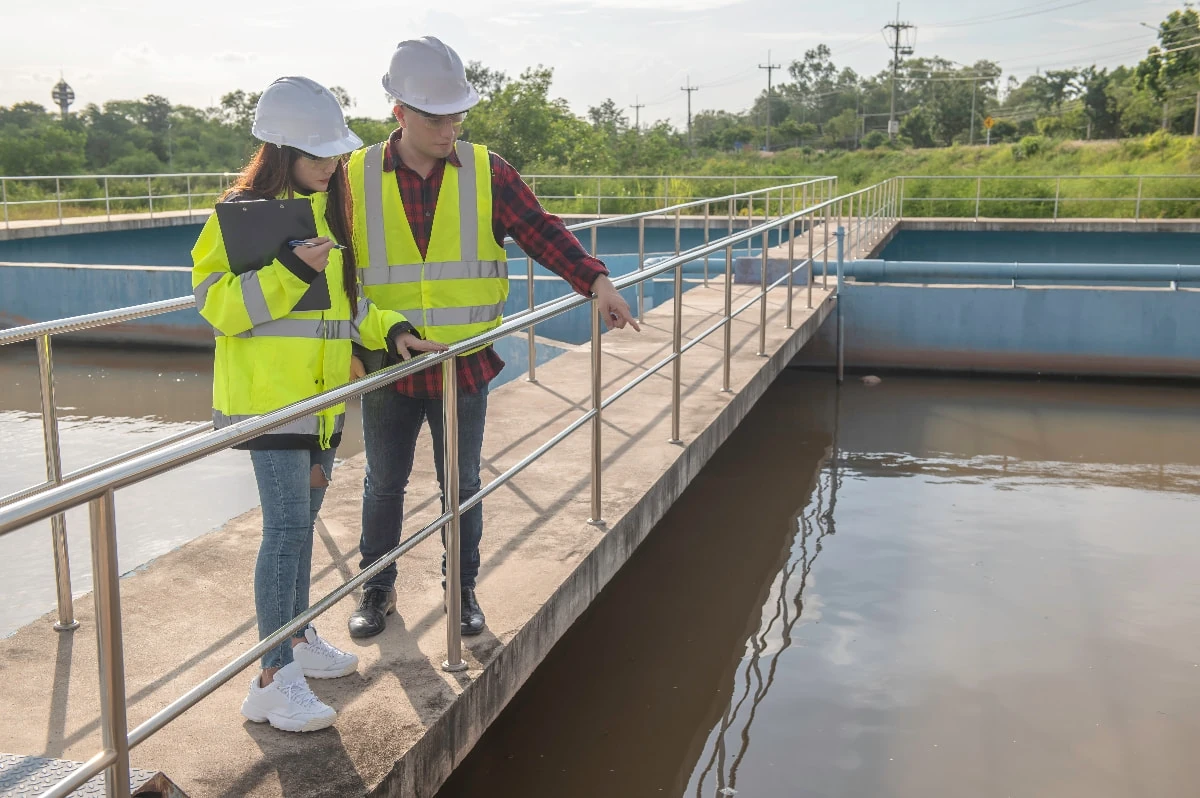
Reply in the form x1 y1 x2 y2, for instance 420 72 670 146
926 0 1096 30
629 96 645 132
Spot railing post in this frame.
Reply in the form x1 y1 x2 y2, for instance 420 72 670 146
899 176 906 219
37 335 78 631
722 244 733 393
89 489 132 798
757 229 768 357
835 229 845 385
786 217 795 329
703 203 710 286
727 197 734 245
791 185 796 214
56 177 63 224
596 176 602 218
670 256 683 444
441 359 467 673
975 176 982 220
186 175 192 215
526 261 537 384
105 177 111 221
1 178 8 230
674 206 681 257
1053 177 1061 222
587 302 604 526
746 194 754 258
823 202 830 290
807 211 815 310
637 216 646 322
147 176 154 218
1135 176 1144 222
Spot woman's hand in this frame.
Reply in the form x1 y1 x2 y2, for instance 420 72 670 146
394 333 449 361
292 237 336 272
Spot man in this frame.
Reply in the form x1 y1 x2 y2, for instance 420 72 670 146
345 36 638 639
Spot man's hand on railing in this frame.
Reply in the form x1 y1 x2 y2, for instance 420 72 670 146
350 356 366 380
591 275 641 332
395 332 449 361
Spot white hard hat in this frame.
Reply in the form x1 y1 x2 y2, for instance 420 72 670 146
381 36 480 115
252 76 363 158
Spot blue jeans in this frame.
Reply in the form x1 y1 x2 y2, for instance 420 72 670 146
359 352 488 592
249 447 336 670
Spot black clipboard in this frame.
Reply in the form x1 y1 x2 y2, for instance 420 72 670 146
214 198 330 311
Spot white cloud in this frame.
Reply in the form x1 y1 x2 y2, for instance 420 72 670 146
113 43 160 68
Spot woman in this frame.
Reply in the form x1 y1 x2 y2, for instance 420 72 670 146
191 76 445 732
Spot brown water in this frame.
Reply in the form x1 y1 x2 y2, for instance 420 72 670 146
0 343 366 637
436 371 1200 798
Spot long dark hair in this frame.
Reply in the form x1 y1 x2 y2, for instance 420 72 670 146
222 144 358 309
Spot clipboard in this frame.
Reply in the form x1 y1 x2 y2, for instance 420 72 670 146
214 198 331 312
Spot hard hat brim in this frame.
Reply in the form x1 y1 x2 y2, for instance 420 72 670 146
385 85 481 116
292 129 365 158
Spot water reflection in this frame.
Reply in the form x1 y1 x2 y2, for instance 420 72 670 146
691 412 842 797
438 373 1200 798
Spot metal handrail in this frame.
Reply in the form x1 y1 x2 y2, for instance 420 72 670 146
1 174 836 633
0 172 828 230
0 178 887 798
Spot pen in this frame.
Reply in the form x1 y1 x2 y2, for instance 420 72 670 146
288 240 348 250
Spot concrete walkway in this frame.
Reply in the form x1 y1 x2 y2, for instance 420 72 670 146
0 276 834 797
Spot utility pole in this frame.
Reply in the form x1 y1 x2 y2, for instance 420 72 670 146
883 3 915 140
758 50 781 151
630 96 645 133
970 77 977 146
681 77 699 152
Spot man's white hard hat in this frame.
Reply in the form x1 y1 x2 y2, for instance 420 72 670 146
252 76 363 157
382 36 480 115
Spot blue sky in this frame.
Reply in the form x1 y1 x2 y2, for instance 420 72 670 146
0 0 1180 126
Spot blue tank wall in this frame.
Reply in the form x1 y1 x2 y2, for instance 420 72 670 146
879 230 1200 265
797 281 1200 378
0 259 691 348
0 223 754 268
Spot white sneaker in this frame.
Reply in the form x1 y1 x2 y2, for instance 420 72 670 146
240 661 336 732
292 627 359 679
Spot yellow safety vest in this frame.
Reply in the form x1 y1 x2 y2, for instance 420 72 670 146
346 140 508 355
191 190 406 449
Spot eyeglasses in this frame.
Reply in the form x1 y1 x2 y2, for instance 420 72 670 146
403 105 467 130
292 149 343 166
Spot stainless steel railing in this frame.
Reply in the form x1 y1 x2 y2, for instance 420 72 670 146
0 176 837 635
895 174 1200 221
0 172 823 228
0 178 893 798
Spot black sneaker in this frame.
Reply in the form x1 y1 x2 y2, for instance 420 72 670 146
347 587 396 639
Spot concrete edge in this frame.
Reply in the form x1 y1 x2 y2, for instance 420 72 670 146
375 300 834 797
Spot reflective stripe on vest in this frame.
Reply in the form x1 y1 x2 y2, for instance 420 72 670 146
360 259 508 285
212 409 346 438
215 318 354 339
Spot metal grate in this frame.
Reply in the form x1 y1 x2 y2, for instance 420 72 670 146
0 752 182 797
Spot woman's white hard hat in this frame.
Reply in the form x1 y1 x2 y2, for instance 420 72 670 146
252 76 363 157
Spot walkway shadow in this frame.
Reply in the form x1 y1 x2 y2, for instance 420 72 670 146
221 725 365 798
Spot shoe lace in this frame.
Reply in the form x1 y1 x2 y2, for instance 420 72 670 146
277 678 325 709
305 635 347 661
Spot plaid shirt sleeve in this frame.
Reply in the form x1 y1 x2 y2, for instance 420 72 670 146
490 153 609 297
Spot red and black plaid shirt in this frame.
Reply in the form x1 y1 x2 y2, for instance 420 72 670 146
381 128 608 398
